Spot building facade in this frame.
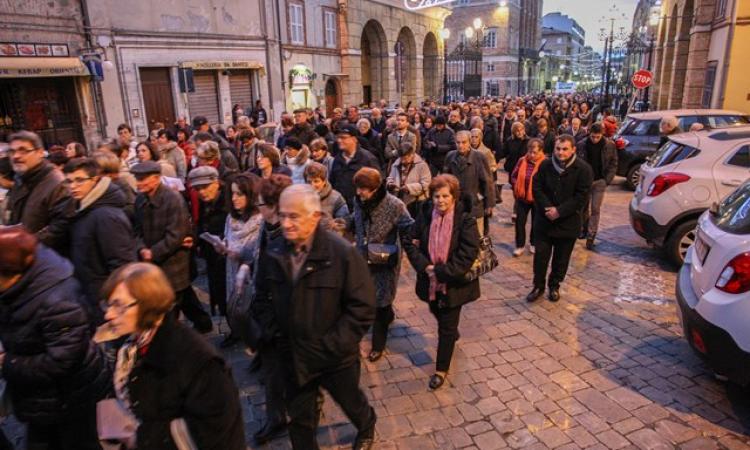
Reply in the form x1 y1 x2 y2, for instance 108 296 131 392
539 12 586 91
444 0 542 98
652 0 750 112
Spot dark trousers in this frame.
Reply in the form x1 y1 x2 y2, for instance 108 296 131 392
260 344 288 426
26 402 100 450
174 287 212 331
532 233 577 289
428 301 463 372
371 305 395 352
204 249 227 316
514 200 536 248
285 361 375 450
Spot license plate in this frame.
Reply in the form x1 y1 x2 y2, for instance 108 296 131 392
694 234 710 266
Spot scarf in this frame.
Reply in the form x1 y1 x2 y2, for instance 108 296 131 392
428 205 454 301
551 154 576 174
514 155 545 203
114 328 158 410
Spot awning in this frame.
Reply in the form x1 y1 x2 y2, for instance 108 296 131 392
0 57 90 78
181 60 266 75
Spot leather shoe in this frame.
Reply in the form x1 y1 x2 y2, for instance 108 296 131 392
526 287 544 302
548 288 561 302
353 431 375 450
586 235 596 250
367 350 384 362
254 420 287 444
428 373 446 390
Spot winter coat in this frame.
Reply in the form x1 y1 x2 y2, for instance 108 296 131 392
288 123 317 146
447 121 466 133
473 142 497 174
196 187 229 260
330 146 380 208
238 141 260 172
538 131 556 156
402 196 480 308
134 183 192 291
482 122 501 155
369 116 387 134
577 137 618 184
502 136 529 174
424 127 457 172
159 141 187 180
282 147 311 184
112 176 136 221
352 186 414 307
69 178 136 315
253 225 376 386
312 154 335 179
7 161 74 252
532 156 594 239
387 154 432 206
124 314 245 450
0 245 108 425
564 127 588 143
319 181 349 219
385 130 418 163
224 213 263 303
358 129 382 157
443 150 495 218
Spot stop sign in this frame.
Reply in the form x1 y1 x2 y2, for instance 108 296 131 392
632 69 654 89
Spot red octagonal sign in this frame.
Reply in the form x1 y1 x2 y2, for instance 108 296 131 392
632 69 654 89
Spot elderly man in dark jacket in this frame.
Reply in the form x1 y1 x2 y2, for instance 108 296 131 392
6 130 74 253
577 123 617 248
424 115 457 175
289 109 318 145
0 226 109 449
133 161 212 332
528 134 593 303
330 125 380 209
253 184 377 450
64 157 135 322
443 130 494 235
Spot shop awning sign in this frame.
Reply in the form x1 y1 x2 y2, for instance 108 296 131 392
0 57 90 78
404 0 453 10
182 60 265 74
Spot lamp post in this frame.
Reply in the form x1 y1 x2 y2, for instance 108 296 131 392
441 28 450 104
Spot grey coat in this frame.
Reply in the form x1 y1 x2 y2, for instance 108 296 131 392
385 130 418 162
387 154 432 206
352 186 414 307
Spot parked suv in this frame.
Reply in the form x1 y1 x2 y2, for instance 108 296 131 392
676 182 750 386
629 126 750 266
614 110 749 190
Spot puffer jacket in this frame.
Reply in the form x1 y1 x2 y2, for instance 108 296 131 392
319 181 349 219
282 147 311 185
159 141 187 180
0 245 109 425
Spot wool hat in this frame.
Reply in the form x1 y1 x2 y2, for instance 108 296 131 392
130 161 161 177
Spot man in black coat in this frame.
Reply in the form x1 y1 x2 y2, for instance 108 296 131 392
0 226 109 450
289 109 318 146
64 158 135 322
443 130 494 235
133 161 212 332
253 184 377 450
576 123 617 248
330 125 379 209
423 115 457 175
528 134 593 303
447 109 466 133
6 130 74 253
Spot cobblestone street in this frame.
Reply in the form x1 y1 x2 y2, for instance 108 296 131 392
227 180 750 450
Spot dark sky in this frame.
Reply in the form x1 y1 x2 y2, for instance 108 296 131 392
542 0 639 52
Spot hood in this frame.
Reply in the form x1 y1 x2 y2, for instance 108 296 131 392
284 146 310 166
0 245 74 305
78 177 127 212
159 141 179 154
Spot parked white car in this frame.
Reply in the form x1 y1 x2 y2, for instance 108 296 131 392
629 125 750 266
676 182 750 386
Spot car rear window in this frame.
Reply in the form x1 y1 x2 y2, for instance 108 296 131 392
711 183 750 234
650 141 701 167
707 115 750 128
622 119 660 136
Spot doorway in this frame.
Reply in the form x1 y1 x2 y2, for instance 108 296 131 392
139 67 176 131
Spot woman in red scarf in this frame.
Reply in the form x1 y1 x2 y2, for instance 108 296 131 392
403 175 480 390
510 138 546 257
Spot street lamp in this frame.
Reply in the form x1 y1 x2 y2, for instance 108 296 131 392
440 28 450 104
464 27 474 39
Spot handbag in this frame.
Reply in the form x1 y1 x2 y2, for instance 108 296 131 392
366 243 399 267
226 265 262 350
463 235 499 282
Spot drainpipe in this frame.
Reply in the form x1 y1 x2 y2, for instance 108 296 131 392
717 0 738 108
276 0 287 107
260 0 274 109
79 0 107 140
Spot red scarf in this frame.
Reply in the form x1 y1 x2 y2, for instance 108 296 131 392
428 205 454 301
513 155 545 203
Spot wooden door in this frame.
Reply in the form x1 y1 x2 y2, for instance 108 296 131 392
140 67 175 131
325 79 338 117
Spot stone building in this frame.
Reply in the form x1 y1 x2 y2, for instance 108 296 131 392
539 13 586 91
339 0 450 107
0 1 100 147
444 0 542 97
652 0 750 112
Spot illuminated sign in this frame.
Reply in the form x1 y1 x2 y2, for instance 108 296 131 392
404 0 454 10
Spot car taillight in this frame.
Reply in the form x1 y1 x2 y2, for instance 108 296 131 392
716 252 750 294
646 172 691 197
615 137 629 150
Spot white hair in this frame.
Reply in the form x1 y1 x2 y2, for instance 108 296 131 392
280 183 321 214
357 118 371 129
660 115 679 130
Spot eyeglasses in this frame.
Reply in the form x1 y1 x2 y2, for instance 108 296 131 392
63 177 93 186
106 299 138 313
8 147 37 156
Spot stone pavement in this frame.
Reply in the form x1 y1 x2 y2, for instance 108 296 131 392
228 180 750 450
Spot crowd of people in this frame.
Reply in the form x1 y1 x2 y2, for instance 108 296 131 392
0 92 651 449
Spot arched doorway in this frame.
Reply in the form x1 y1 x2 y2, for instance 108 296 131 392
670 0 694 108
395 27 417 105
361 20 388 106
325 78 340 117
423 32 439 101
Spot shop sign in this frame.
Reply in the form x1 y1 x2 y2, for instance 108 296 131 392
404 0 453 10
0 43 69 57
0 59 90 78
182 60 264 70
290 64 313 85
